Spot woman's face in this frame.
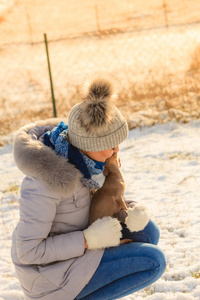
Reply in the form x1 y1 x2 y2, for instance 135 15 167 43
81 145 119 162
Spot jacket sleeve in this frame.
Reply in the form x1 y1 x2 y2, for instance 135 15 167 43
15 177 85 265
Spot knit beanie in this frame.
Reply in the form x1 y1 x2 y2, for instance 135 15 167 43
68 78 128 151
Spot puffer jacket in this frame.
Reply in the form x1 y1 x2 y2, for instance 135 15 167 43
11 119 104 300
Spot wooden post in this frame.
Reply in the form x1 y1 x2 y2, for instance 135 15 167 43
44 33 57 118
162 0 169 29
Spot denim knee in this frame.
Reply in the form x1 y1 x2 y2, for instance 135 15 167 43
149 244 167 281
121 220 160 245
145 220 160 245
157 251 166 281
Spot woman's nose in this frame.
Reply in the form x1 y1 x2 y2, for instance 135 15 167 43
113 145 119 153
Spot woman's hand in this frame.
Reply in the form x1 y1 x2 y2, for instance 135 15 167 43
84 237 88 249
125 203 151 232
83 217 122 250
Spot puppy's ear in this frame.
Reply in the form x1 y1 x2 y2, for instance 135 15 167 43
103 167 109 176
118 157 121 168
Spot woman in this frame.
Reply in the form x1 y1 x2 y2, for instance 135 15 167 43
11 78 166 300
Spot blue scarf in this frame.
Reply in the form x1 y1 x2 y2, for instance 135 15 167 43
43 121 106 189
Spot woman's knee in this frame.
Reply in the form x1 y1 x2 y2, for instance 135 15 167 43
147 244 167 279
144 220 160 245
129 242 166 276
121 219 160 245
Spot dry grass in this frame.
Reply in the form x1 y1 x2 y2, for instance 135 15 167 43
117 74 200 112
0 61 200 139
3 184 19 194
0 1 200 140
189 44 200 74
190 269 200 279
1 0 200 43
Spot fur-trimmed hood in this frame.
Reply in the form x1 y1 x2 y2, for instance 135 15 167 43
13 118 82 195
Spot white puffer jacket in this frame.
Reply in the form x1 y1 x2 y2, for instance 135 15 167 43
11 119 104 300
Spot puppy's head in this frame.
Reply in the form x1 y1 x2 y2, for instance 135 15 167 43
105 152 120 170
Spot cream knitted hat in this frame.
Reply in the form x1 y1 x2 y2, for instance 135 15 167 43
68 78 128 151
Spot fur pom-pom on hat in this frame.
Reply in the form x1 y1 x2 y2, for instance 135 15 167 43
68 78 128 151
79 79 114 135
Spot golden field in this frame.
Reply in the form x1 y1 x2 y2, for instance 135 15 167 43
0 0 200 141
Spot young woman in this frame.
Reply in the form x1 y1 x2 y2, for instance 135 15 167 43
11 78 166 300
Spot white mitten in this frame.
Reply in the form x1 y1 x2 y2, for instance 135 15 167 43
125 203 151 232
83 216 122 250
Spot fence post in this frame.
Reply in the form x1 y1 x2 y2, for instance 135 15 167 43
162 0 169 29
44 33 57 118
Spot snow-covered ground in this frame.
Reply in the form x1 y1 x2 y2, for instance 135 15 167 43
0 120 200 299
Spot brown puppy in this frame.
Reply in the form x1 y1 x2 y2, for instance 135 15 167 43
89 152 127 225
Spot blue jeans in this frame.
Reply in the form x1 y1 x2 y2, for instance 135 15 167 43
76 220 166 300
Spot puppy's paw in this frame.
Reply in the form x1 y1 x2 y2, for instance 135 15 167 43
125 203 151 232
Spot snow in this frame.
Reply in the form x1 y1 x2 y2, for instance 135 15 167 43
0 120 200 299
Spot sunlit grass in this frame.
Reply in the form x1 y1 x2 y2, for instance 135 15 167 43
3 184 19 194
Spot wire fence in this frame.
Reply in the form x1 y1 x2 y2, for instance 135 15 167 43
0 3 200 136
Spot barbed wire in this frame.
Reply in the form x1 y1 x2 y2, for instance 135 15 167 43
0 17 200 136
1 19 200 46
